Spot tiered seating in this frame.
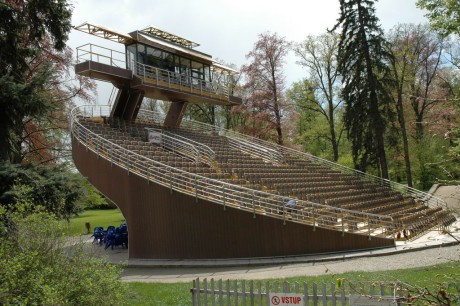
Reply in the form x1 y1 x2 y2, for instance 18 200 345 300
80 116 456 240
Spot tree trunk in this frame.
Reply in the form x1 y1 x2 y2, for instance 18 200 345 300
396 92 413 187
328 104 339 162
0 127 9 162
273 100 283 146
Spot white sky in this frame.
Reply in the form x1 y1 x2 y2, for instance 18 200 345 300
68 0 428 104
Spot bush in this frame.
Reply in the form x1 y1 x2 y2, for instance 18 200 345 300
0 207 127 305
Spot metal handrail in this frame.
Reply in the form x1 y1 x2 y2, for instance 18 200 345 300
145 127 215 166
76 43 125 68
227 136 283 165
71 105 398 238
135 62 231 99
137 109 447 211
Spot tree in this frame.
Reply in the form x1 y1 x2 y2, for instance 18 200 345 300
387 23 422 187
417 0 460 36
21 37 95 164
0 162 84 221
241 32 290 145
0 0 73 163
331 0 395 178
293 33 343 161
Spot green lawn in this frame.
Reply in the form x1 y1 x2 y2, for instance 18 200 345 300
124 261 460 306
64 209 125 236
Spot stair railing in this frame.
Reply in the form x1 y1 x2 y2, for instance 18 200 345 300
145 127 215 166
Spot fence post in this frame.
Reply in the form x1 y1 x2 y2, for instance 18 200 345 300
203 278 208 306
211 278 216 306
196 278 201 306
233 280 238 305
225 280 230 305
191 279 197 306
242 280 246 306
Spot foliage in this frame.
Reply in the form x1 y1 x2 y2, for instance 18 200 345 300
417 0 460 36
0 0 95 164
77 178 114 210
293 33 343 161
20 37 96 164
331 0 395 178
386 23 458 187
241 32 290 145
0 206 126 305
287 79 345 159
0 162 84 221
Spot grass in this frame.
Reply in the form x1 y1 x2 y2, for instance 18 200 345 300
124 261 460 305
64 208 125 236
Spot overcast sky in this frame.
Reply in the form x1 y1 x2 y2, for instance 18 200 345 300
68 0 428 103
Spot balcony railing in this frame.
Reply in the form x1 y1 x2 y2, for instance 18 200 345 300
135 62 232 100
76 43 125 68
71 105 398 239
75 43 236 101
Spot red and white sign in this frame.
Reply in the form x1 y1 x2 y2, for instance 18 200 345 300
269 293 304 306
148 131 162 144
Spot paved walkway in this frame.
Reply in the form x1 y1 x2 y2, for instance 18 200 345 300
82 185 460 283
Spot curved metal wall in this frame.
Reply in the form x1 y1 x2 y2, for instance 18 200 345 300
72 138 395 260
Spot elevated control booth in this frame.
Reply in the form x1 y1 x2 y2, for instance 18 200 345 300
74 23 241 127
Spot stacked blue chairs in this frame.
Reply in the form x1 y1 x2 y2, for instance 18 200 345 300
91 226 105 245
104 224 128 250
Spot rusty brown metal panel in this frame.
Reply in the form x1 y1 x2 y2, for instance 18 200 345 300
163 101 188 128
75 61 132 84
72 138 395 260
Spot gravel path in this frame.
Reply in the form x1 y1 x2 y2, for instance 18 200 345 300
121 244 460 283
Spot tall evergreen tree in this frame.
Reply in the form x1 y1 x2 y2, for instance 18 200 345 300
0 0 72 163
331 0 395 178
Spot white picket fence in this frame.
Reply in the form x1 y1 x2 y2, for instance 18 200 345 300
191 278 405 306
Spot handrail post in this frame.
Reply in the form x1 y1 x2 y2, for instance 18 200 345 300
252 191 256 218
169 168 173 194
312 206 316 231
222 184 226 210
368 215 371 240
156 67 159 86
195 176 198 203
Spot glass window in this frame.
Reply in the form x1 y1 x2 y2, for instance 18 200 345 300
126 44 136 71
137 44 146 64
191 61 204 80
163 52 175 72
204 65 211 82
180 58 191 76
145 47 162 67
